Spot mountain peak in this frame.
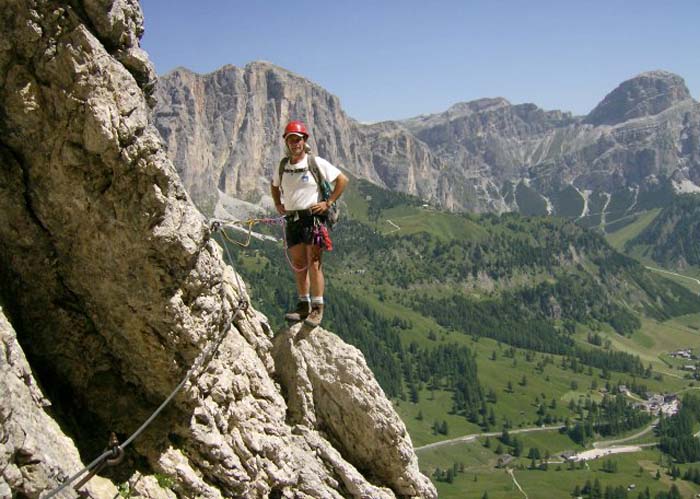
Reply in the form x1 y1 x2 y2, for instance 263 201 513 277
245 60 285 72
585 70 691 126
447 97 512 115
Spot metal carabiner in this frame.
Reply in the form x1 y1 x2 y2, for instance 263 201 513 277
73 433 124 493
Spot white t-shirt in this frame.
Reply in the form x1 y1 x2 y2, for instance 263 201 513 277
272 155 342 211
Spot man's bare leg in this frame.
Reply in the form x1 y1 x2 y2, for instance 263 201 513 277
284 243 311 322
307 244 324 298
289 243 310 294
305 244 325 326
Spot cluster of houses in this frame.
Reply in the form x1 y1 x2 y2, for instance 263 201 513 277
633 392 680 416
669 348 694 360
669 348 698 374
493 352 697 473
612 384 680 415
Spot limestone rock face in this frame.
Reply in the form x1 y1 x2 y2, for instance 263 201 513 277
402 98 579 183
152 63 448 215
0 2 434 498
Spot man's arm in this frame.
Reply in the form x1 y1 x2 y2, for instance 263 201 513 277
271 184 285 215
311 173 349 214
328 173 348 205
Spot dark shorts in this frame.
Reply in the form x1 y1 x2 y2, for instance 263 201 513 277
285 214 326 247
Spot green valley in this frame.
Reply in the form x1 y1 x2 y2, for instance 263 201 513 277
219 179 700 498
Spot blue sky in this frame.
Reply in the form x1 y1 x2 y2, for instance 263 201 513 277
141 1 700 123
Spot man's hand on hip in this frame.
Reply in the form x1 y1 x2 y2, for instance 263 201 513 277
311 201 331 214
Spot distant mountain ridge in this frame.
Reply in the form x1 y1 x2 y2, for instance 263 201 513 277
152 64 700 220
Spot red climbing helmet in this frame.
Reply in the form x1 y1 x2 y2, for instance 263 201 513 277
283 120 309 139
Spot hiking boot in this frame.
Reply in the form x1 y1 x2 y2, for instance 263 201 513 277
304 304 324 327
285 301 310 322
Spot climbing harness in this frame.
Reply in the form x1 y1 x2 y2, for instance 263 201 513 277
44 251 250 498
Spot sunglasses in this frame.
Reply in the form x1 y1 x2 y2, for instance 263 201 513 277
286 135 305 144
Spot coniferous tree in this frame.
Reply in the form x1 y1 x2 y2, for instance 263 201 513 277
500 429 511 446
582 479 592 495
512 437 523 457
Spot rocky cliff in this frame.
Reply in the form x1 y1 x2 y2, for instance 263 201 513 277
154 65 700 217
152 63 370 215
153 63 464 215
0 2 435 498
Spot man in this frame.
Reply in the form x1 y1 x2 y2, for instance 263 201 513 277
271 120 349 327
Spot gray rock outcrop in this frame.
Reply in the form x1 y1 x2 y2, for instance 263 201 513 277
273 327 435 499
0 1 435 498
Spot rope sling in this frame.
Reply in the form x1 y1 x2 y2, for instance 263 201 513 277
212 216 332 273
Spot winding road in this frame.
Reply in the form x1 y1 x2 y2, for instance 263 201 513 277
415 425 564 452
416 420 663 499
645 265 700 289
593 419 658 449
